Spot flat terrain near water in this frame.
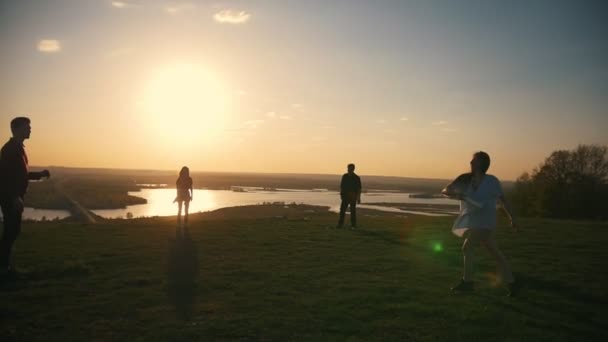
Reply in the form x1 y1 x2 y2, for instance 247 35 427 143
1 205 606 341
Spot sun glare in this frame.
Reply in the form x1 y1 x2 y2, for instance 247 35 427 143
139 63 231 147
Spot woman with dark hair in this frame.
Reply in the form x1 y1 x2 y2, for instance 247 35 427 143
174 166 193 227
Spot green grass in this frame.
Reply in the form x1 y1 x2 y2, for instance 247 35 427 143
1 205 607 341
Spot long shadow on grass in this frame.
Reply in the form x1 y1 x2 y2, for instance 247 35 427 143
167 226 200 320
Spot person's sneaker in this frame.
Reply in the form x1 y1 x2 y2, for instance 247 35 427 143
451 279 474 293
507 280 521 297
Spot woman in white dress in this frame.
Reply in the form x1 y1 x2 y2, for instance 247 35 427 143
442 151 520 296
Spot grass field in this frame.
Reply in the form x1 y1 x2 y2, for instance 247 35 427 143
1 205 607 341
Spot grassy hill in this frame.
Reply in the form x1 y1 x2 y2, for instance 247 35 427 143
1 205 606 341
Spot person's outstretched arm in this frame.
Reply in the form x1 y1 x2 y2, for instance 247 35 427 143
499 195 518 230
441 181 463 200
356 176 362 204
28 169 50 180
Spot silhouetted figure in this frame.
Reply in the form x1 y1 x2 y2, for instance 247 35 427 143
337 163 362 229
442 151 520 296
0 117 50 277
174 166 193 227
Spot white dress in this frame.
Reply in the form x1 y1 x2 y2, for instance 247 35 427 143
452 175 504 237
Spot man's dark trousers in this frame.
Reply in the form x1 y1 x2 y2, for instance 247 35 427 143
338 194 357 227
0 199 22 270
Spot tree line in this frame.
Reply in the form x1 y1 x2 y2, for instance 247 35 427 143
510 144 608 220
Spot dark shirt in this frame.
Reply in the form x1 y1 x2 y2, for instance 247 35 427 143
340 172 362 195
0 138 29 200
176 176 193 190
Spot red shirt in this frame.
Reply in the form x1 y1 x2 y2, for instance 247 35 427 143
0 138 29 199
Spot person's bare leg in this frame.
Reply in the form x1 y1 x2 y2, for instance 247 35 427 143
481 233 514 284
177 201 183 227
184 200 189 226
451 230 480 292
462 230 481 282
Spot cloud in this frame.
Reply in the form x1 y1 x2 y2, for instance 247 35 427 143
432 120 448 126
111 1 128 8
213 9 251 24
37 40 61 53
165 2 196 14
111 1 138 9
243 120 264 129
376 119 386 124
280 115 292 120
400 117 409 121
441 128 458 132
291 103 304 111
266 111 276 118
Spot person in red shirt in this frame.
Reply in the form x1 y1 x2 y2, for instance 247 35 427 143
174 166 193 227
0 117 50 276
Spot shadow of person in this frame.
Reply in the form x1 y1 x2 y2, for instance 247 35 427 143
167 226 199 320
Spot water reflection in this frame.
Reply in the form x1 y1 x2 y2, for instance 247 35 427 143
0 207 71 221
93 188 458 219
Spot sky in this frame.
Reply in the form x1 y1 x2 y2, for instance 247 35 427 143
1 0 607 180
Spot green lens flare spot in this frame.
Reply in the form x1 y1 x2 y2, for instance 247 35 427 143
432 242 443 253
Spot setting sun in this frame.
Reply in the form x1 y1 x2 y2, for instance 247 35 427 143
138 63 231 148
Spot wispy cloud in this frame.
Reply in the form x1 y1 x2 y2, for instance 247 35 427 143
213 10 251 24
37 39 61 53
432 120 448 126
243 120 264 129
111 1 138 9
400 117 409 121
266 111 276 118
165 2 196 14
280 115 292 120
376 119 386 124
291 103 304 111
111 1 128 8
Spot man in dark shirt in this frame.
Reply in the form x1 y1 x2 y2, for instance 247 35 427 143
337 163 362 229
0 117 50 276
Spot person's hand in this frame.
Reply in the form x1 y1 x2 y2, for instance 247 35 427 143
510 218 519 232
449 192 464 200
13 197 24 213
42 169 51 178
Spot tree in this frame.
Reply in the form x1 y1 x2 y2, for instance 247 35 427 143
512 145 608 219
